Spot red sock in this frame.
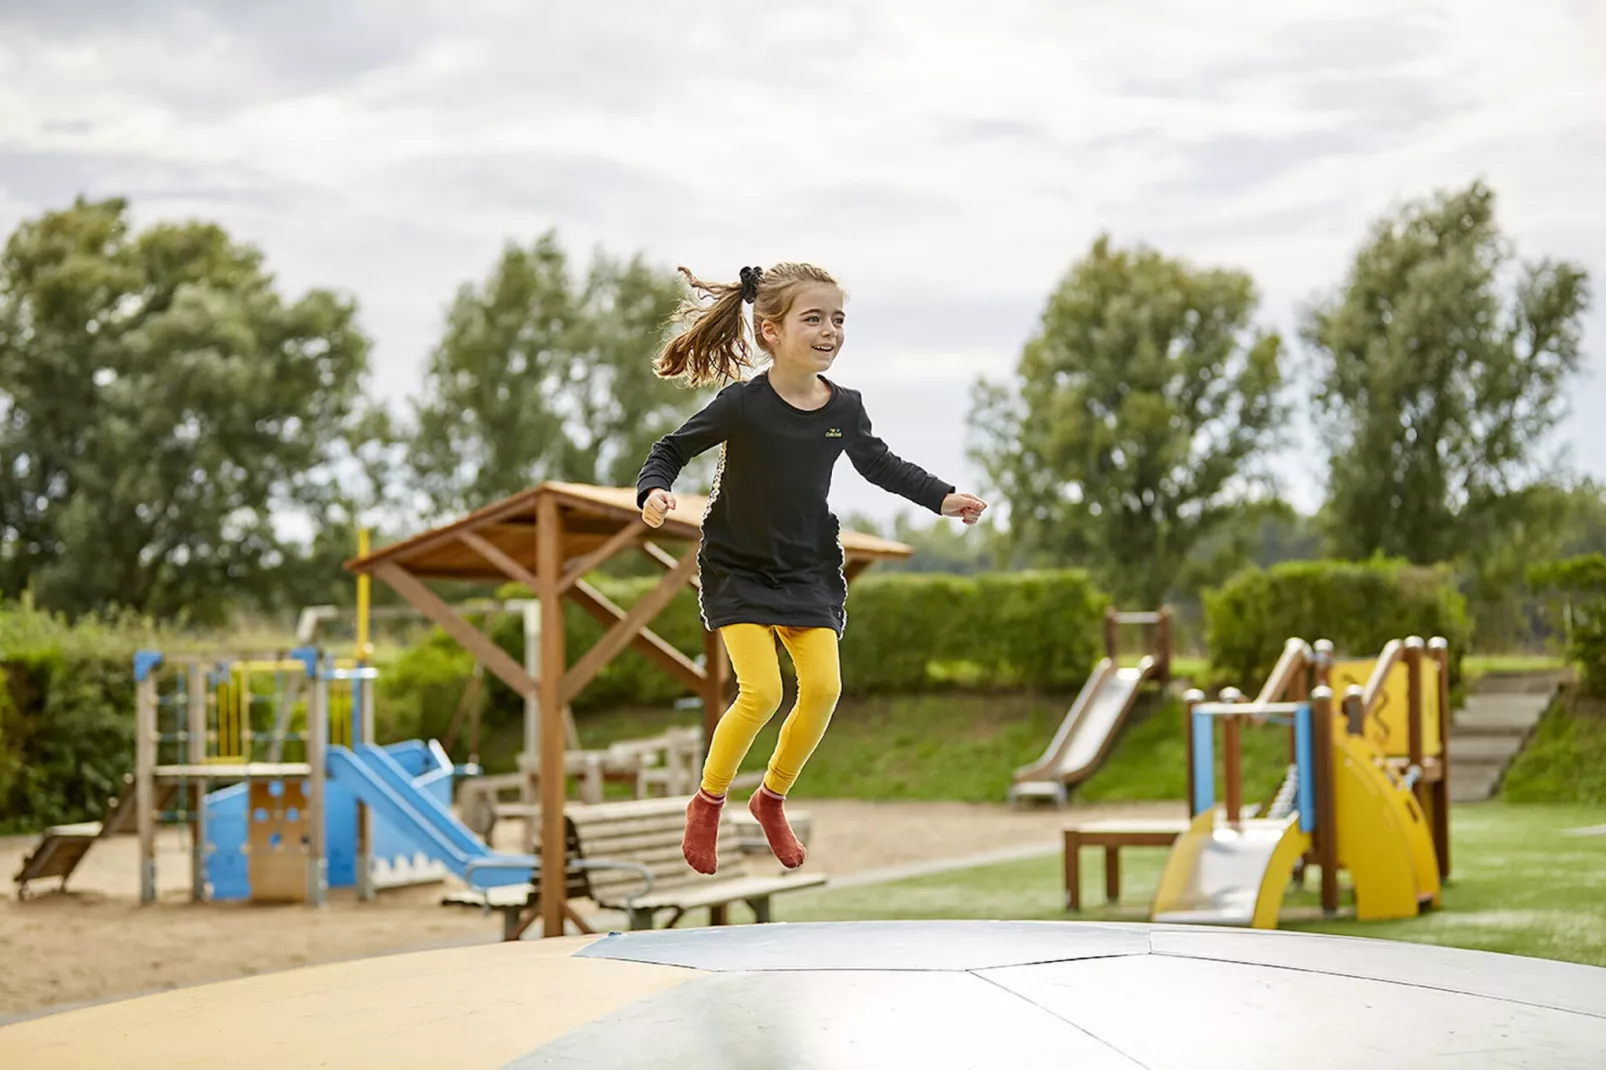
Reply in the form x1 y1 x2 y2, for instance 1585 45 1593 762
683 790 724 874
748 785 805 869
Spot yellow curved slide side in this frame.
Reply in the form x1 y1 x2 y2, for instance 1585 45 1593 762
1149 808 1217 918
1354 739 1442 909
1332 725 1439 920
1250 822 1312 929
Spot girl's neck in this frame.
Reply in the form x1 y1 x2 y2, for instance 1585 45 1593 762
767 362 829 406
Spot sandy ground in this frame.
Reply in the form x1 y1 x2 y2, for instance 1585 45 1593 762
0 796 1183 1021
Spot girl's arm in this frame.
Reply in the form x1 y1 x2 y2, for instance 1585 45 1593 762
844 394 954 514
636 383 742 508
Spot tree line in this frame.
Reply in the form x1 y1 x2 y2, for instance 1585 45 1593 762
0 181 1599 641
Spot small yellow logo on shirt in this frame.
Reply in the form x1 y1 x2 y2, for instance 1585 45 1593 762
826 428 842 438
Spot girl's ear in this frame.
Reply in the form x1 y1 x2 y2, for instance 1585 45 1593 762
758 317 779 347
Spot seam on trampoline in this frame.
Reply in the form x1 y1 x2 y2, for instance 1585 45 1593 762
967 968 1153 1069
1147 950 1606 1021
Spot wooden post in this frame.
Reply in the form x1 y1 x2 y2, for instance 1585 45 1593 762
523 599 540 806
136 672 157 905
1104 607 1119 663
187 666 208 901
1311 685 1338 916
537 493 567 939
308 665 328 907
1404 636 1426 812
357 667 376 902
1288 647 1309 764
1428 636 1452 881
1183 688 1204 819
1156 605 1173 685
702 626 728 761
1220 688 1242 827
1312 639 1333 690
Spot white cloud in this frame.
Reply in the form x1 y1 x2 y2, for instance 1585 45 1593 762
1 0 1602 526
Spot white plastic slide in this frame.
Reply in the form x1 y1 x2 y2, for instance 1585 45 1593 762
1010 655 1157 806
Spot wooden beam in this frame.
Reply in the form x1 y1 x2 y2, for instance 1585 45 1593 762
457 531 540 593
537 493 567 940
559 550 700 707
373 563 539 697
843 558 872 583
559 522 646 594
641 540 700 590
346 491 538 575
567 580 705 692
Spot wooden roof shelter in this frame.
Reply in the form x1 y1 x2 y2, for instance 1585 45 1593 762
344 480 911 937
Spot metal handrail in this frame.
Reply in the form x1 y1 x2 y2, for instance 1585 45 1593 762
1360 638 1405 717
1253 638 1313 706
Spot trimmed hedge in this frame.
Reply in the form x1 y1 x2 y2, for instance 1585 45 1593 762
376 569 1111 745
1529 554 1606 697
1203 558 1472 691
0 605 148 833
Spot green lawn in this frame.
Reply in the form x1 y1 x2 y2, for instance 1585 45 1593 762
770 801 1606 967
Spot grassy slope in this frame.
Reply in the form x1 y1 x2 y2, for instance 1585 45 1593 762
1498 688 1606 803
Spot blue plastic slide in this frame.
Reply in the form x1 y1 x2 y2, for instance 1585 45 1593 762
326 743 536 890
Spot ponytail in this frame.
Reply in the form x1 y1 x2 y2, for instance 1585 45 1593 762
654 266 762 387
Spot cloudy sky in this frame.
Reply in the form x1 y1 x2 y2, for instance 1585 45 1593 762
2 0 1602 528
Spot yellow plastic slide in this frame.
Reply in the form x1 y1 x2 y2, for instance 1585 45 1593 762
1150 712 1439 928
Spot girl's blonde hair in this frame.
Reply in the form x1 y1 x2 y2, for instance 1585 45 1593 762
654 262 839 386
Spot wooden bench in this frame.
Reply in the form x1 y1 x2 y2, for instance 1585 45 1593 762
445 795 827 939
1062 818 1188 912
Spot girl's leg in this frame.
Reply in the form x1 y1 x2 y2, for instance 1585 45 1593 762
682 623 783 874
748 626 841 868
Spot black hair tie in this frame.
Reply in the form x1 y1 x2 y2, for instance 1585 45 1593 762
739 265 763 304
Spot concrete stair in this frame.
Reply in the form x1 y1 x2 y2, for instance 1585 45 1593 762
1448 672 1563 803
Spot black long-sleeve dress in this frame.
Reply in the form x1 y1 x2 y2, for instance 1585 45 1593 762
635 370 954 637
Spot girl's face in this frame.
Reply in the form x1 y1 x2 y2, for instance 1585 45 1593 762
761 282 845 374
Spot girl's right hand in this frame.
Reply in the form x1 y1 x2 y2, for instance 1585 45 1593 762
642 488 676 528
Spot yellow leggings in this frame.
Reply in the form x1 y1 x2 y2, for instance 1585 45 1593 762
701 623 841 797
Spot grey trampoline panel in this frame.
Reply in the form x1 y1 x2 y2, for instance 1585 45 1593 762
573 919 1153 972
504 969 1143 1070
980 953 1606 1069
1149 928 1606 1019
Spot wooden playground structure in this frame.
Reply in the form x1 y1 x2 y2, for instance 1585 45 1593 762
1062 633 1454 926
343 480 913 938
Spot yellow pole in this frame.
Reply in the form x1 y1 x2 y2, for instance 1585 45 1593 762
357 527 372 664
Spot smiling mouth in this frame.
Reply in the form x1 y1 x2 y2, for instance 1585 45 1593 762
813 345 836 353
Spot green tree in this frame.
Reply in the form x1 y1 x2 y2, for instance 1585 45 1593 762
967 234 1287 605
1302 180 1590 562
1459 478 1606 651
408 232 703 517
0 197 374 624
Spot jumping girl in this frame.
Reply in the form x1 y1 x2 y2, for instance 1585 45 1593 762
636 262 987 874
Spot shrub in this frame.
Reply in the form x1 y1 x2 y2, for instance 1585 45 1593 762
0 600 154 832
1203 558 1472 691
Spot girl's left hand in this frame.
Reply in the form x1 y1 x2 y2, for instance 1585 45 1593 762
941 492 988 525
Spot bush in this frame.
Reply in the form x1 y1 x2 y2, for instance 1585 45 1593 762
376 569 1112 741
1203 558 1472 691
1529 554 1606 697
0 600 154 833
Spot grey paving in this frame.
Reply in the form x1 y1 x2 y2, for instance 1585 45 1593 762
510 920 1606 1068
